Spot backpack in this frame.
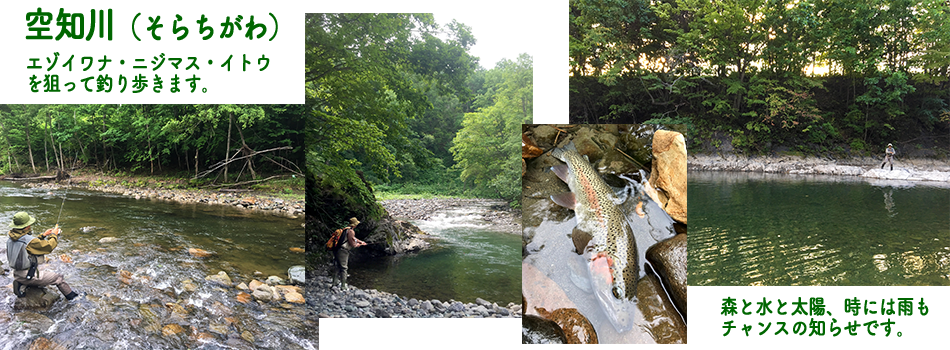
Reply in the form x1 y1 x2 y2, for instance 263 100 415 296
325 228 346 251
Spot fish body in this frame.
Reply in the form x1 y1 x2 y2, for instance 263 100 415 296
549 141 638 332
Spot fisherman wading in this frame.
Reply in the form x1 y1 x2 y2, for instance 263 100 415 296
7 212 82 301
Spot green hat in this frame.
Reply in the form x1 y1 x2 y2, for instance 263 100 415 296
9 212 36 229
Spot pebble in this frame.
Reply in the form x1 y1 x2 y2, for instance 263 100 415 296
306 274 521 319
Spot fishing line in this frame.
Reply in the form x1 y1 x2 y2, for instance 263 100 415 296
55 187 67 228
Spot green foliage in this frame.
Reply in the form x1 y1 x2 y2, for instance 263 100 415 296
569 0 950 155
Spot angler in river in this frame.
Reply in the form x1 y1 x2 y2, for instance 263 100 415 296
549 141 638 332
6 212 82 301
330 217 368 290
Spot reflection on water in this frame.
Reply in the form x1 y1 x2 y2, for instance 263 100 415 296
0 182 310 349
348 203 521 305
689 171 950 286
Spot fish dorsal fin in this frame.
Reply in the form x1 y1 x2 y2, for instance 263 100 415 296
550 164 570 183
571 227 593 255
550 192 576 209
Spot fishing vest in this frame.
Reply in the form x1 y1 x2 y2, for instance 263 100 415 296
6 233 38 271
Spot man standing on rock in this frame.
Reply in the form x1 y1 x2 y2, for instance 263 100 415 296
881 143 896 171
332 217 367 290
6 212 82 301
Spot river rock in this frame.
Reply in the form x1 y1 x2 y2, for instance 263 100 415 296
650 130 688 224
532 125 560 148
236 292 252 304
236 282 249 290
447 301 465 313
355 300 371 308
98 237 118 244
636 273 687 343
181 279 198 292
205 271 233 286
284 291 305 304
475 298 492 308
265 276 284 285
288 265 305 285
162 324 186 337
252 289 274 302
28 337 67 350
241 331 255 343
523 314 568 344
248 279 264 291
118 270 133 285
535 307 598 344
646 234 688 317
188 248 214 258
13 287 61 311
289 247 305 253
421 300 434 312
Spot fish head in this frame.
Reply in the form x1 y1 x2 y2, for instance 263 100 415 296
589 252 634 332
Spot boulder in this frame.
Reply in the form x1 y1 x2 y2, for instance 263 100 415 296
522 314 568 344
205 271 232 286
649 130 688 224
635 273 687 344
251 289 273 302
287 265 305 285
284 291 305 304
265 276 284 285
646 234 687 317
248 280 265 291
13 287 60 311
534 308 598 344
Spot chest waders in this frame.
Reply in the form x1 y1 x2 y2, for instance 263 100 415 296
6 233 42 297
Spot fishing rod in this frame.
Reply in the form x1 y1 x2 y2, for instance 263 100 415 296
43 187 67 239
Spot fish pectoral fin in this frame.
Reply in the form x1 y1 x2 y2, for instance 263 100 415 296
550 164 570 183
550 192 577 210
569 258 592 293
571 227 593 255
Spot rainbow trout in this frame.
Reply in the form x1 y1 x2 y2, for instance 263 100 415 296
550 141 638 332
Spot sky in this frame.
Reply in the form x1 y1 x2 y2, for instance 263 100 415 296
434 9 535 70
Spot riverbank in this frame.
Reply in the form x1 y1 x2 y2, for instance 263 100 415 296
14 171 304 218
689 153 950 182
380 198 521 234
305 265 522 319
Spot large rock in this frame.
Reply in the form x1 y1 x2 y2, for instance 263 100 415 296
288 265 305 285
649 130 687 224
521 262 577 316
205 271 232 286
636 273 687 343
646 234 687 317
13 287 60 311
534 307 598 344
522 314 568 344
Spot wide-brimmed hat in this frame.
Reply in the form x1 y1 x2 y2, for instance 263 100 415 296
349 217 360 227
9 212 36 229
887 143 893 147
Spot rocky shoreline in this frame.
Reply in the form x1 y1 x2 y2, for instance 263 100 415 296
305 266 522 319
689 153 950 182
18 178 304 219
380 198 521 234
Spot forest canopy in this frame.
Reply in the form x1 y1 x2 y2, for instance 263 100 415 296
570 0 949 156
306 13 532 240
0 104 304 181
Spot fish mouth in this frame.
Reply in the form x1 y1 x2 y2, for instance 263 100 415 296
589 255 634 333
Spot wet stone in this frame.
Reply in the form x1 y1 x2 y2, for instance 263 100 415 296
523 314 567 344
98 237 118 244
28 337 67 350
205 271 233 286
13 287 61 311
646 233 688 317
635 273 686 344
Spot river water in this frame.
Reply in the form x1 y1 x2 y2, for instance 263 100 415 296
347 202 521 305
689 171 950 286
0 182 312 349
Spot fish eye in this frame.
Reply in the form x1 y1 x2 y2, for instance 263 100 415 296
612 286 622 299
